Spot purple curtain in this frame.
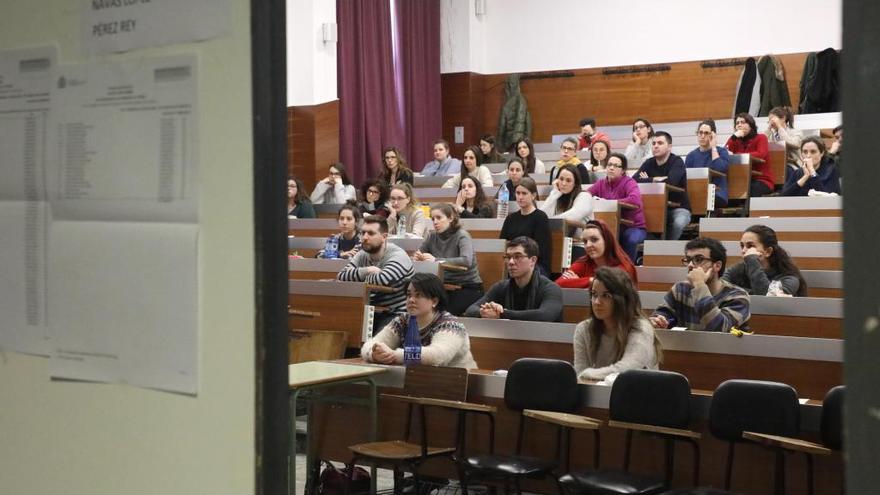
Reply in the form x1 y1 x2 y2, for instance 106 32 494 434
337 0 441 185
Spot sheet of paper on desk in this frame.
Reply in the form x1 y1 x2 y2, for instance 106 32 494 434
49 54 199 223
47 221 198 395
0 46 56 356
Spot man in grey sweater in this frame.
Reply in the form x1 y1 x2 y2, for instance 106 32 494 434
464 236 563 322
338 216 414 332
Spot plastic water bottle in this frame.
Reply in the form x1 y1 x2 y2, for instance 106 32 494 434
323 235 339 259
397 214 407 238
403 315 422 366
497 185 509 219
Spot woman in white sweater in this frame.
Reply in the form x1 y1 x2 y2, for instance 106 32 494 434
361 273 478 368
540 164 594 260
443 145 494 189
573 266 661 381
310 162 357 204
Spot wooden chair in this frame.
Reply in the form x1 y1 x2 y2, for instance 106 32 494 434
346 365 495 495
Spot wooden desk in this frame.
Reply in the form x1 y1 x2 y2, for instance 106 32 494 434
288 280 375 348
636 266 843 299
642 239 843 271
288 361 387 495
699 216 843 242
637 182 671 237
749 196 842 218
727 154 753 200
685 167 720 216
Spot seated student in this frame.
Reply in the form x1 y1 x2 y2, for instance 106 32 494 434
378 146 414 186
764 106 804 180
637 131 692 240
540 165 594 260
413 204 484 315
513 138 546 174
577 117 611 151
464 236 563 322
386 183 431 238
358 179 391 219
573 266 661 381
587 139 611 182
781 136 841 196
500 177 552 276
338 215 415 332
726 113 774 197
421 139 462 176
443 145 494 189
828 125 842 168
287 177 316 218
317 203 362 259
685 120 730 208
497 157 528 201
649 237 750 332
624 117 654 167
549 137 590 184
723 224 808 296
360 272 478 368
557 219 637 288
310 162 358 204
588 153 647 263
479 134 505 164
454 177 494 218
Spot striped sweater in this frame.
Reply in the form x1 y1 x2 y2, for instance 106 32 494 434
651 279 751 332
337 242 414 315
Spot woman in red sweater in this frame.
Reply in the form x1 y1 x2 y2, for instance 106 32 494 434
726 112 774 197
556 219 637 288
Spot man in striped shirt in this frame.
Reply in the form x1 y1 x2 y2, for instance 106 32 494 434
337 215 414 332
649 237 751 332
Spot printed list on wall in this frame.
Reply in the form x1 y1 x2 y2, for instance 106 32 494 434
0 46 200 395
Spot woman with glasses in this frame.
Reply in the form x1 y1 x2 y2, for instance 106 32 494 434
549 137 590 184
453 176 494 218
378 146 414 186
557 220 637 288
540 164 594 260
722 224 808 296
413 204 484 315
573 266 660 381
780 136 841 196
310 162 357 204
442 145 494 189
386 183 431 238
499 177 552 276
725 113 774 197
287 177 316 218
624 117 654 167
357 179 391 219
361 272 478 368
316 203 362 259
588 153 647 263
513 138 546 174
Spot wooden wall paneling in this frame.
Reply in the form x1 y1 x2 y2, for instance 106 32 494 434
441 72 485 159
442 53 810 146
288 100 340 190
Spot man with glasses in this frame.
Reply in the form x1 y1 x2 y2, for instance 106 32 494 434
464 236 563 322
338 216 415 332
421 139 462 176
685 119 730 208
649 237 750 332
635 131 691 240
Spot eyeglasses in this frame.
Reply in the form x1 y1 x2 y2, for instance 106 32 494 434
682 255 712 266
502 253 530 262
590 291 614 302
561 145 576 151
389 196 407 202
696 131 712 136
367 189 381 195
606 163 624 169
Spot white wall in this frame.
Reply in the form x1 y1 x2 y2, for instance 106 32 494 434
0 2 255 494
442 0 842 74
288 0 338 106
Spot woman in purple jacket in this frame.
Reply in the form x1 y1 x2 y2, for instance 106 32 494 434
587 153 646 263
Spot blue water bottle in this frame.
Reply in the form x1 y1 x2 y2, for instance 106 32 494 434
403 315 422 366
323 235 339 259
497 184 509 219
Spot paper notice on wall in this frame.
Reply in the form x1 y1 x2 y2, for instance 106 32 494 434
84 0 231 55
0 46 56 356
48 221 199 395
50 54 198 222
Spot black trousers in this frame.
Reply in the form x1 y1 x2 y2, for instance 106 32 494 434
446 284 484 316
